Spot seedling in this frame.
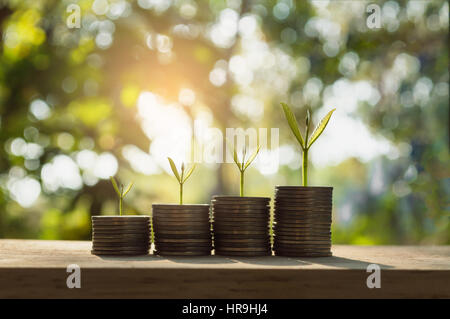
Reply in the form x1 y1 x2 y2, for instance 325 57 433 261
227 139 261 197
110 176 133 216
281 103 335 186
168 157 196 205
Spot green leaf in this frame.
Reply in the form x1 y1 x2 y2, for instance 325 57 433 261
182 163 196 183
281 102 305 149
110 176 121 197
167 157 181 183
244 145 261 170
307 108 336 149
123 182 133 197
226 139 242 170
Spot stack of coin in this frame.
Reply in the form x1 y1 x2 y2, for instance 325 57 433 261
212 196 271 257
91 215 150 256
152 204 212 256
273 186 333 257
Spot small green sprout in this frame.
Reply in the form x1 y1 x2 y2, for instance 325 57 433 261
110 176 133 216
280 102 335 186
167 157 196 205
227 139 261 197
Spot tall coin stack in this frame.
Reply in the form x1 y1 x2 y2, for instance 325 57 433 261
91 215 150 256
212 196 271 256
273 186 333 257
152 204 212 256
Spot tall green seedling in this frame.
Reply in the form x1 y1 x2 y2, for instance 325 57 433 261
167 157 196 205
280 103 335 186
227 140 261 197
110 176 133 215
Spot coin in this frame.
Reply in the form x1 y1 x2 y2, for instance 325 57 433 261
214 246 270 252
154 250 211 256
213 233 269 239
153 222 210 227
274 219 331 225
153 215 209 221
214 231 269 236
155 245 211 252
155 245 212 251
275 206 331 211
93 245 150 251
91 244 150 250
212 196 269 201
152 204 209 211
274 233 330 239
273 239 331 245
92 231 149 236
212 207 269 213
214 250 271 257
274 232 331 238
212 211 269 217
213 219 269 224
274 210 331 215
91 249 149 255
274 242 331 249
92 224 149 230
273 248 332 255
275 204 331 209
92 220 150 226
275 190 332 195
275 191 332 196
155 247 211 252
214 242 270 249
92 217 150 221
212 201 270 205
274 250 332 257
275 186 333 192
154 230 211 235
92 215 150 220
275 204 331 210
274 196 332 201
214 238 269 243
153 211 210 217
274 217 331 224
154 227 210 233
273 218 331 228
213 225 270 231
273 225 331 231
154 229 211 239
92 237 149 243
213 219 269 225
274 212 331 218
155 238 212 243
92 232 150 239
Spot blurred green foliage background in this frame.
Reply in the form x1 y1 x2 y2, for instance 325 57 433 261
0 0 448 244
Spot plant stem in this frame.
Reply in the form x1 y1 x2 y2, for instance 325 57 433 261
180 182 183 205
302 149 308 186
240 170 244 197
119 196 123 216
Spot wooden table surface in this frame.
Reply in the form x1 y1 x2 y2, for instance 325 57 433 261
0 240 449 298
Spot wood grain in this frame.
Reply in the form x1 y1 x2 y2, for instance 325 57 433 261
0 240 448 298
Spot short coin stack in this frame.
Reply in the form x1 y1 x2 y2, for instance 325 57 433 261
152 204 212 256
273 186 333 257
91 215 150 256
212 196 271 256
